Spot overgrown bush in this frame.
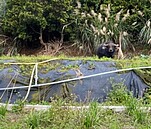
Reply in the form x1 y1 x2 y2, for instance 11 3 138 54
74 3 131 54
74 0 151 54
139 20 151 45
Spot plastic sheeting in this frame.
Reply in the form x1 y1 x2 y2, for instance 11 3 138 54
0 60 149 103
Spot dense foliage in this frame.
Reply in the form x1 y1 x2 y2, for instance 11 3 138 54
75 0 151 53
0 0 151 54
1 0 74 48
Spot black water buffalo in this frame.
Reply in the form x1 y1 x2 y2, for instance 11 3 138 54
97 41 119 58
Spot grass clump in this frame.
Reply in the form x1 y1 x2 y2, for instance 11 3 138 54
105 82 150 125
125 93 149 124
12 100 25 113
25 111 41 129
0 105 7 118
106 82 131 105
84 102 100 128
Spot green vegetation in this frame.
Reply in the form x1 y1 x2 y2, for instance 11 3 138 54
12 100 25 113
0 55 151 86
0 54 150 63
0 0 151 55
0 82 151 128
0 105 7 117
105 82 131 105
0 0 151 128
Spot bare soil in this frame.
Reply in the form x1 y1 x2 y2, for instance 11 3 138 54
19 44 151 59
1 35 150 57
19 44 88 57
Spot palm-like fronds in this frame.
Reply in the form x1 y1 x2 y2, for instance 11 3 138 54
139 20 151 44
75 3 131 54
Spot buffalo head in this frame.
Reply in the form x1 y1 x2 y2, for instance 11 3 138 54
97 41 119 58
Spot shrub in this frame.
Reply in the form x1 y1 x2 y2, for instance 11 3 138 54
139 20 151 45
1 0 74 48
74 0 151 54
106 82 131 105
1 0 151 54
74 3 131 54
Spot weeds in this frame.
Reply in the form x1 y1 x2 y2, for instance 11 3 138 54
12 100 25 113
106 81 150 124
0 105 7 117
125 94 149 124
84 102 100 128
106 82 130 105
25 111 41 129
140 20 151 45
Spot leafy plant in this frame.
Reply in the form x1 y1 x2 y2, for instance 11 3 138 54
126 93 148 124
139 20 151 45
74 3 131 55
12 100 25 113
106 81 130 105
84 102 100 128
25 111 41 129
2 0 74 48
0 105 7 117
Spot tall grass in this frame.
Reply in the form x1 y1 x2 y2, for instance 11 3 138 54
0 105 7 117
84 102 100 128
125 93 149 124
75 3 131 54
25 111 41 129
106 81 150 124
0 84 151 128
139 20 151 45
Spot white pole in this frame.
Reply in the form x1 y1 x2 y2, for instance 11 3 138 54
0 66 151 91
35 63 38 86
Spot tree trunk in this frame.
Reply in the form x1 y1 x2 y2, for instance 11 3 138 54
39 28 47 51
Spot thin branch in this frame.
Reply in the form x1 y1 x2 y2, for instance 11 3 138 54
39 28 48 51
0 34 9 38
60 23 72 43
30 26 40 35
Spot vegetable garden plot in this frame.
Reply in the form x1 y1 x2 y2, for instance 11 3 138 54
0 59 149 103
